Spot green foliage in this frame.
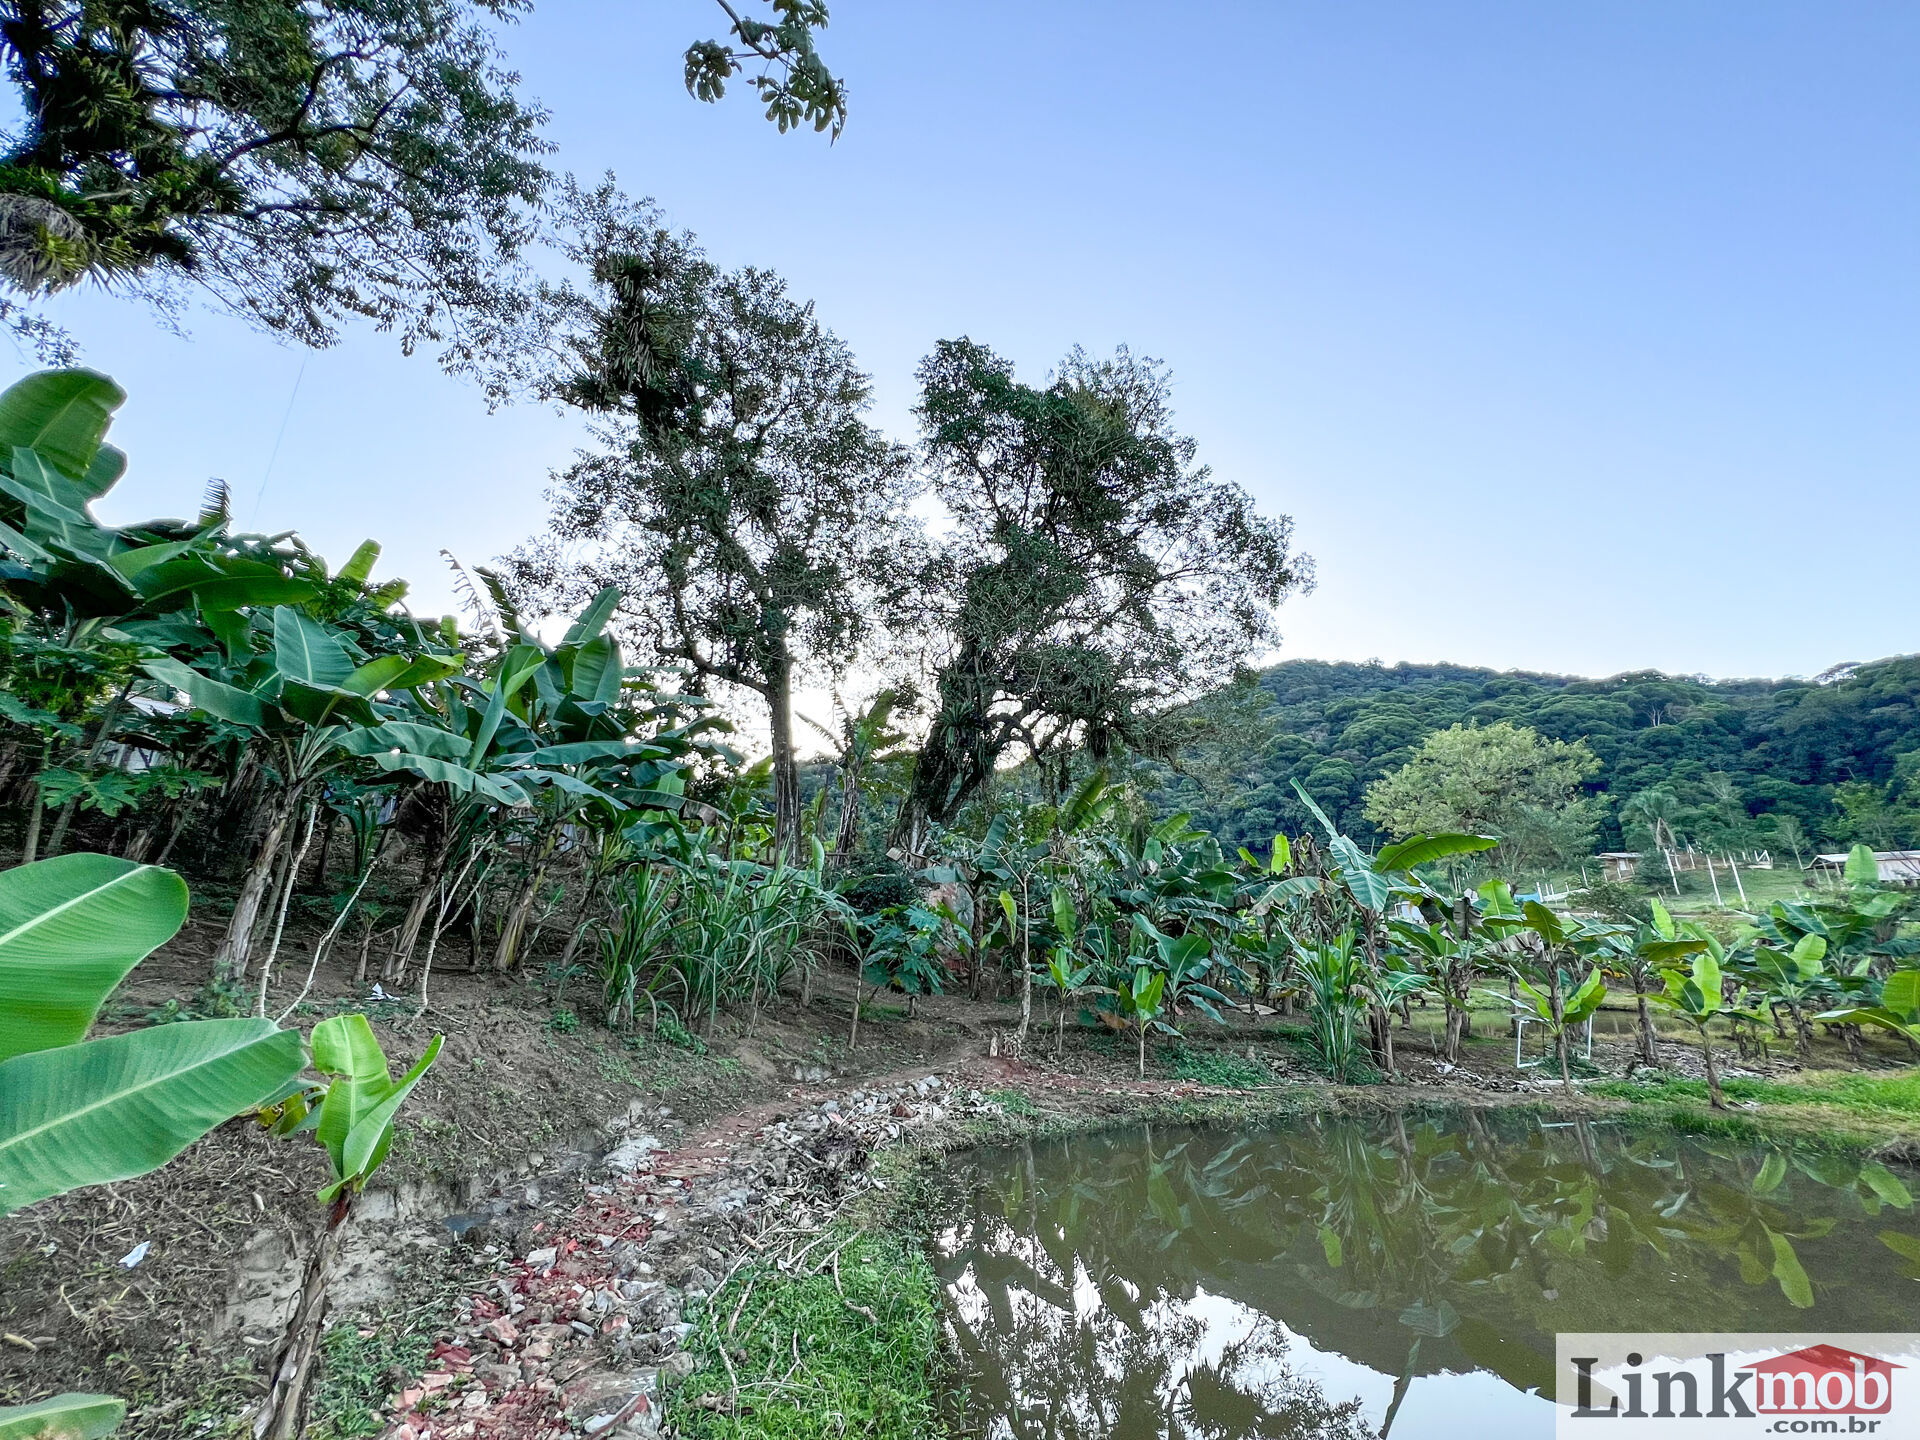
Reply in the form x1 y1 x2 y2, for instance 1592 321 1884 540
684 1 847 137
0 0 549 360
896 340 1309 835
0 2 846 361
1163 1043 1269 1089
668 1230 941 1440
1363 719 1600 872
594 838 850 1034
1595 1069 1920 1120
308 1322 436 1440
261 1014 442 1203
506 184 914 849
0 1395 124 1440
0 857 303 1216
1140 657 1920 855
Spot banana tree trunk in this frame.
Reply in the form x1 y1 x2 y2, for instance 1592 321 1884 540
1549 958 1571 1087
214 787 301 984
1700 1026 1725 1109
387 830 457 981
833 766 862 856
1636 984 1658 1065
257 1191 354 1440
492 827 559 972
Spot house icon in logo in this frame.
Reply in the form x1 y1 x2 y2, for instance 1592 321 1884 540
1747 1345 1901 1415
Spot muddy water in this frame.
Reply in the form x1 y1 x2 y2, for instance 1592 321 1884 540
930 1113 1920 1439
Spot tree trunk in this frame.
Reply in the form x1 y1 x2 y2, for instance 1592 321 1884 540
1636 986 1658 1066
387 831 457 982
213 789 300 984
45 680 134 859
310 808 337 893
1549 958 1571 1087
1787 998 1813 1058
833 767 861 856
1701 1027 1725 1109
1016 888 1033 1048
492 824 559 973
257 1191 354 1440
768 661 801 859
19 782 44 865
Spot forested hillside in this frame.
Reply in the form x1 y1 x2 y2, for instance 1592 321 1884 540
1138 655 1920 857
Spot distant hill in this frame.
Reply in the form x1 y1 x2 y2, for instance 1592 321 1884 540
1134 655 1920 857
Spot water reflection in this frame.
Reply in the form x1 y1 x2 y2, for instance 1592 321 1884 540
932 1112 1920 1440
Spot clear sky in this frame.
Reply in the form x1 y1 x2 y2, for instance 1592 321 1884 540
30 1 1920 683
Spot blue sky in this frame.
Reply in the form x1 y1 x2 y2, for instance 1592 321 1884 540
31 1 1920 682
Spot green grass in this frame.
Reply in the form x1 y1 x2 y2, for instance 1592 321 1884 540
1592 1068 1920 1121
309 1320 438 1440
666 1229 942 1440
986 1087 1037 1116
1162 1043 1270 1089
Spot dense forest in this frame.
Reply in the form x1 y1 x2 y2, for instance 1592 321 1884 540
1140 655 1920 858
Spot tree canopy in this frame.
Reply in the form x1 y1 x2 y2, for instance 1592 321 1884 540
0 0 845 360
1362 719 1598 871
1137 656 1920 858
506 187 914 853
893 339 1311 848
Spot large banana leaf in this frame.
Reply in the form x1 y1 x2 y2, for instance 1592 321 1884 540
0 1393 126 1440
0 1019 303 1215
336 720 472 761
0 856 189 1063
1374 832 1498 873
337 540 381 588
0 370 124 486
141 657 270 728
365 751 525 805
310 1015 441 1199
1 450 95 526
271 605 357 688
558 584 621 650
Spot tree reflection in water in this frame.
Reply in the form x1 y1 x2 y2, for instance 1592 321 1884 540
931 1113 1920 1440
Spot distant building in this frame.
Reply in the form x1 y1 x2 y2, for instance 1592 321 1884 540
1808 850 1920 885
1595 852 1641 883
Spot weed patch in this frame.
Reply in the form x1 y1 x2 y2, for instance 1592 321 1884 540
1162 1043 1270 1089
665 1229 941 1440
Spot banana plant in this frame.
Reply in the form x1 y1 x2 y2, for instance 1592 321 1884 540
1817 969 1920 1055
255 1014 441 1440
0 854 304 1440
1042 887 1095 1059
142 596 466 984
1652 946 1732 1109
1592 898 1708 1066
0 855 304 1216
1132 915 1232 1024
1742 932 1832 1059
1113 962 1168 1079
1492 966 1607 1082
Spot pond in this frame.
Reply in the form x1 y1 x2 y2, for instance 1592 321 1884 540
930 1111 1920 1439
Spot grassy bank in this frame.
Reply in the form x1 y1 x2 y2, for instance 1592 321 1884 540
1591 1068 1920 1154
663 1227 944 1440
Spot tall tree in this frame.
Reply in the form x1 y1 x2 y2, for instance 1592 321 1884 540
892 339 1310 851
507 188 914 854
1363 720 1599 872
0 0 844 359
